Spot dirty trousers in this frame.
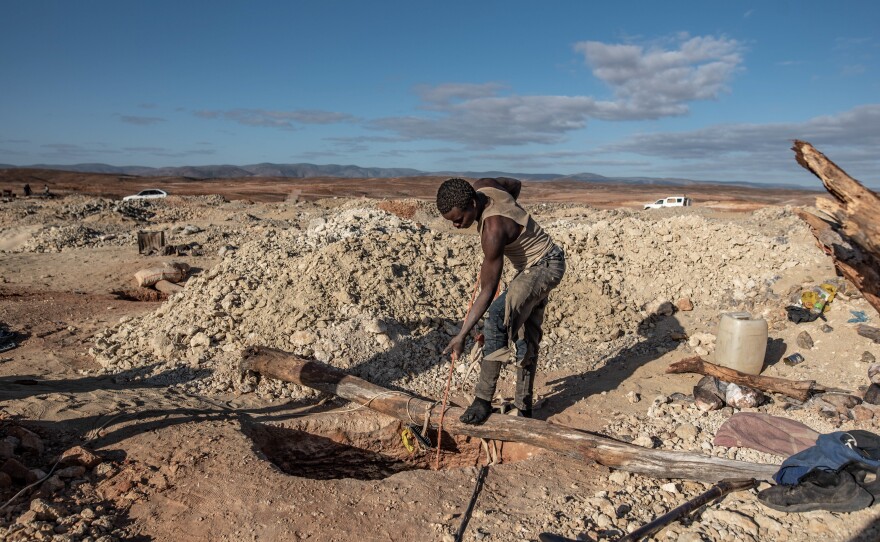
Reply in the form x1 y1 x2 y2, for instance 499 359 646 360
475 246 565 410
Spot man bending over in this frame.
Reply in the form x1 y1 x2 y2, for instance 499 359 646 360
436 177 565 425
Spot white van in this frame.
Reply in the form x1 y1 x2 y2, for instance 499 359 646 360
123 189 168 202
643 196 692 210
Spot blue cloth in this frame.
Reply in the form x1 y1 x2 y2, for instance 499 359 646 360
848 310 869 324
774 431 880 485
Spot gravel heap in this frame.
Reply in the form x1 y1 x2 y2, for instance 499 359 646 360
90 204 826 403
0 195 244 254
559 391 880 542
56 197 157 222
15 225 129 253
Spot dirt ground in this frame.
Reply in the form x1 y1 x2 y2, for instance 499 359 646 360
1 171 880 542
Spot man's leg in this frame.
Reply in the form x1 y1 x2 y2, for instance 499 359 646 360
511 256 564 417
514 297 548 417
461 293 507 425
461 256 563 425
462 269 547 425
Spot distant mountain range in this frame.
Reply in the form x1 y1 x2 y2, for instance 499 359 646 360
0 162 820 190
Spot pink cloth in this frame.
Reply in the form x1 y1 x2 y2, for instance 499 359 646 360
713 412 819 457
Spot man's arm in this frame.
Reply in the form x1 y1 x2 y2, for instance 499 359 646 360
473 177 521 200
444 215 518 358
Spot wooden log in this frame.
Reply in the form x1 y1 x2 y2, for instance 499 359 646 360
792 140 880 314
796 210 880 314
666 356 818 401
793 140 880 253
242 347 779 483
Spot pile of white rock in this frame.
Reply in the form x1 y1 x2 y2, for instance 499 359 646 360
90 203 826 403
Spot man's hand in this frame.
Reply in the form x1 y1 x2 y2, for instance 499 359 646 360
443 334 466 359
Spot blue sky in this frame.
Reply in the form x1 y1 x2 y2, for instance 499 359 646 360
2 1 879 187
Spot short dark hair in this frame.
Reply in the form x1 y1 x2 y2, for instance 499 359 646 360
436 178 476 214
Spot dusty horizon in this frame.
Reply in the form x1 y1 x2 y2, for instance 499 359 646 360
0 167 826 211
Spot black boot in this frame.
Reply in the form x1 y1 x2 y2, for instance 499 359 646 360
460 398 492 425
515 362 535 419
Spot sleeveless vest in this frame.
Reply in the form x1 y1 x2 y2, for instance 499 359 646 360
476 187 554 271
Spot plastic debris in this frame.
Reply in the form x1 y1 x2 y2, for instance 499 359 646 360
848 311 869 324
784 353 805 366
801 283 837 314
725 383 768 409
786 305 822 324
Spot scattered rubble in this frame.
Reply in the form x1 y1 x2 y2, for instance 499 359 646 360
88 205 827 405
0 422 138 542
3 191 880 541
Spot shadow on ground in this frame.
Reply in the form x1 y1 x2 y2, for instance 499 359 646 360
539 312 686 418
538 313 789 419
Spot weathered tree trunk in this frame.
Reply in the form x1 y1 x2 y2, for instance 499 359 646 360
666 356 819 401
242 347 779 483
792 140 880 314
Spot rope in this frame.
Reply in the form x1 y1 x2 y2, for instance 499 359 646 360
434 275 480 470
480 438 500 466
421 402 433 441
460 343 484 389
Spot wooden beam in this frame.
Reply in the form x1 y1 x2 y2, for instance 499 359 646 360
796 210 880 313
242 347 779 483
666 356 819 401
792 140 880 314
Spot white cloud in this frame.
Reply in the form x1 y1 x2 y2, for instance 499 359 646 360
195 108 355 129
607 104 880 155
464 149 650 171
34 142 217 161
185 35 747 155
119 115 165 126
602 104 880 184
414 83 507 108
573 34 744 120
371 34 744 148
372 95 597 147
41 143 120 157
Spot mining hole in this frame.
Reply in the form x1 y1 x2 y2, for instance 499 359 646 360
111 288 167 302
245 417 533 481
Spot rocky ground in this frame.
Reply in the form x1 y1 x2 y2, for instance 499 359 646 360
1 184 879 542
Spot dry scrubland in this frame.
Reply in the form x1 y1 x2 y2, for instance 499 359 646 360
1 177 879 542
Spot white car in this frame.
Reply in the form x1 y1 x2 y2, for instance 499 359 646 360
123 189 168 202
643 196 692 210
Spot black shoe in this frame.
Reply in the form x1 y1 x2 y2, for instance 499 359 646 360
496 403 531 418
844 460 880 499
460 398 492 425
758 467 874 513
514 394 532 418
